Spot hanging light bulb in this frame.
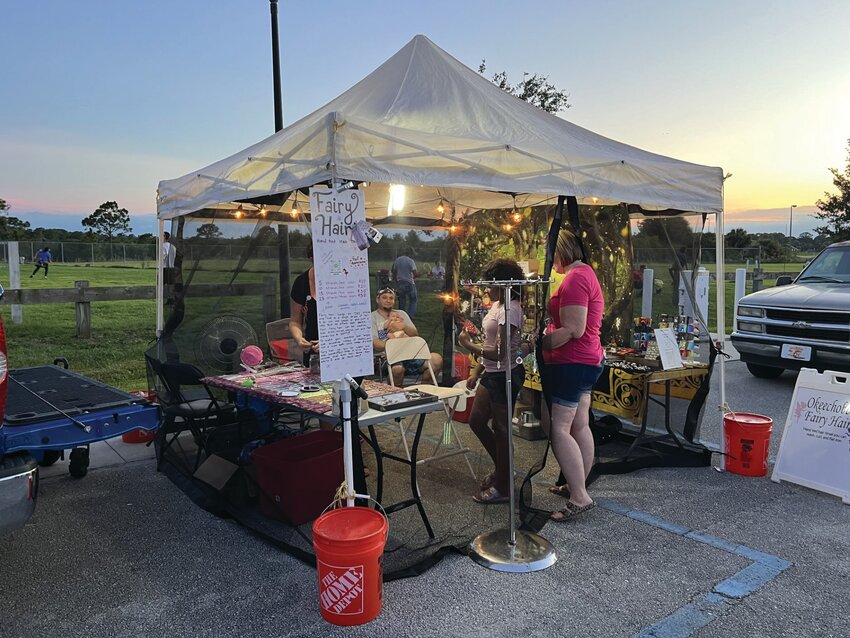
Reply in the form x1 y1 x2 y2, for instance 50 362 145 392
512 210 522 223
259 206 267 217
503 223 513 232
290 195 299 219
388 184 406 215
232 205 244 219
437 200 445 216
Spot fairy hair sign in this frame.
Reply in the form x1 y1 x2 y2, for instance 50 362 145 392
772 368 850 504
309 187 373 382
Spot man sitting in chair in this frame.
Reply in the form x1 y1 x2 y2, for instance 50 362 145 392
371 287 442 385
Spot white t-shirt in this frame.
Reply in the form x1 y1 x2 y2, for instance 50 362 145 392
371 308 414 341
481 299 523 373
162 241 176 268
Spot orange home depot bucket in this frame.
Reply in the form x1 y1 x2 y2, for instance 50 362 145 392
312 506 388 626
723 412 773 477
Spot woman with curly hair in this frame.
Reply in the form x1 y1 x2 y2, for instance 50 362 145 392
541 229 604 521
458 258 526 504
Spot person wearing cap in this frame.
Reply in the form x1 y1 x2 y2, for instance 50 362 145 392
371 287 442 385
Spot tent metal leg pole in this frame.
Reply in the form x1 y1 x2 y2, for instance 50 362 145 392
715 210 727 468
156 219 164 337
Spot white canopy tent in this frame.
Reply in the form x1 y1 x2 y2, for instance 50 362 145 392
156 34 728 405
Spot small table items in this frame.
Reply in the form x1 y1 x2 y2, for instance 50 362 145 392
630 314 701 362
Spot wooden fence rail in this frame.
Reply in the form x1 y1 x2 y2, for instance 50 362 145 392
1 278 277 338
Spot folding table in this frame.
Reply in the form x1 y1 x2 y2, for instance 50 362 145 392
202 370 443 537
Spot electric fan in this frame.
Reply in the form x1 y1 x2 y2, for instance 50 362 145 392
195 315 259 373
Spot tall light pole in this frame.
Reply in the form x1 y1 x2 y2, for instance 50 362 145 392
789 204 797 239
785 204 797 273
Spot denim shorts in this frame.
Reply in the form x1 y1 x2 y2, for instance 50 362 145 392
479 365 525 406
402 359 426 376
546 361 604 408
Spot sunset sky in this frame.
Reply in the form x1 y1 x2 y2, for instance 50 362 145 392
1 0 848 236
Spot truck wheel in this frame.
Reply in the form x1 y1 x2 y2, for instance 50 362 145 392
38 450 62 467
68 448 89 478
746 363 784 379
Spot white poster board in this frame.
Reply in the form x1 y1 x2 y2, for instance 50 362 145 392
678 268 709 321
654 328 684 370
772 368 850 504
309 187 373 383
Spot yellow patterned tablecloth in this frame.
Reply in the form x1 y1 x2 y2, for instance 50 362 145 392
522 359 708 424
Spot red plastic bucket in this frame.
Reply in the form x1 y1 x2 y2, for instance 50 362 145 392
723 412 773 477
312 506 388 626
121 429 156 444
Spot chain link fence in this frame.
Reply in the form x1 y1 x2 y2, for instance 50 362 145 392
1 241 157 264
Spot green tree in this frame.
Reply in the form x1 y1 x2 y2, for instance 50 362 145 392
196 223 222 240
814 139 850 240
636 217 694 247
478 61 570 113
0 198 8 212
82 201 131 242
725 228 752 248
756 236 788 262
0 215 31 240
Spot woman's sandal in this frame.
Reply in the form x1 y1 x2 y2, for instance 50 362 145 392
547 484 570 499
473 486 509 505
550 500 595 522
480 472 496 491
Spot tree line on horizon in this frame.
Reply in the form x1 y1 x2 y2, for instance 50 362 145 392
0 199 148 244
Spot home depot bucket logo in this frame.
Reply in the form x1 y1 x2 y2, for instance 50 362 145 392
318 563 364 615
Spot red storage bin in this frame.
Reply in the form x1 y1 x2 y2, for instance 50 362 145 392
253 431 345 525
454 353 472 381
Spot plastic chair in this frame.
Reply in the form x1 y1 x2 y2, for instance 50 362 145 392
384 337 475 478
155 362 237 471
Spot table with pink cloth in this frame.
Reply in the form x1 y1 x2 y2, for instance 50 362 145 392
202 369 399 417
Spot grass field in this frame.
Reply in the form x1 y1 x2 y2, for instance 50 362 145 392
0 259 805 391
0 261 447 391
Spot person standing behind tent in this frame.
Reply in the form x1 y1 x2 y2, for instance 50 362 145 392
30 247 52 278
541 229 604 522
458 258 526 505
290 245 320 368
162 231 177 285
392 249 418 317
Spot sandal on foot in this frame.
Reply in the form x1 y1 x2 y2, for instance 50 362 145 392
547 484 571 499
550 500 595 522
473 486 509 505
480 472 496 491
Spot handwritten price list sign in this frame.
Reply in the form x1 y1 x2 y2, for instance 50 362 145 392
310 187 373 382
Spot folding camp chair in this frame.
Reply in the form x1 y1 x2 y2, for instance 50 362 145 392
265 319 302 364
384 337 475 478
155 362 237 471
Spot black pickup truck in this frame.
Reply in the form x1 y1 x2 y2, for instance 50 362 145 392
732 241 850 378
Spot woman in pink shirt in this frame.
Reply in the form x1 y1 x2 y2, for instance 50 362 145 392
541 230 605 521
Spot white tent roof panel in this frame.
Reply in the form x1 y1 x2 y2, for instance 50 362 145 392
157 35 723 220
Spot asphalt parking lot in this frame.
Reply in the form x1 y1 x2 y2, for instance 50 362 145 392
2 358 849 638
